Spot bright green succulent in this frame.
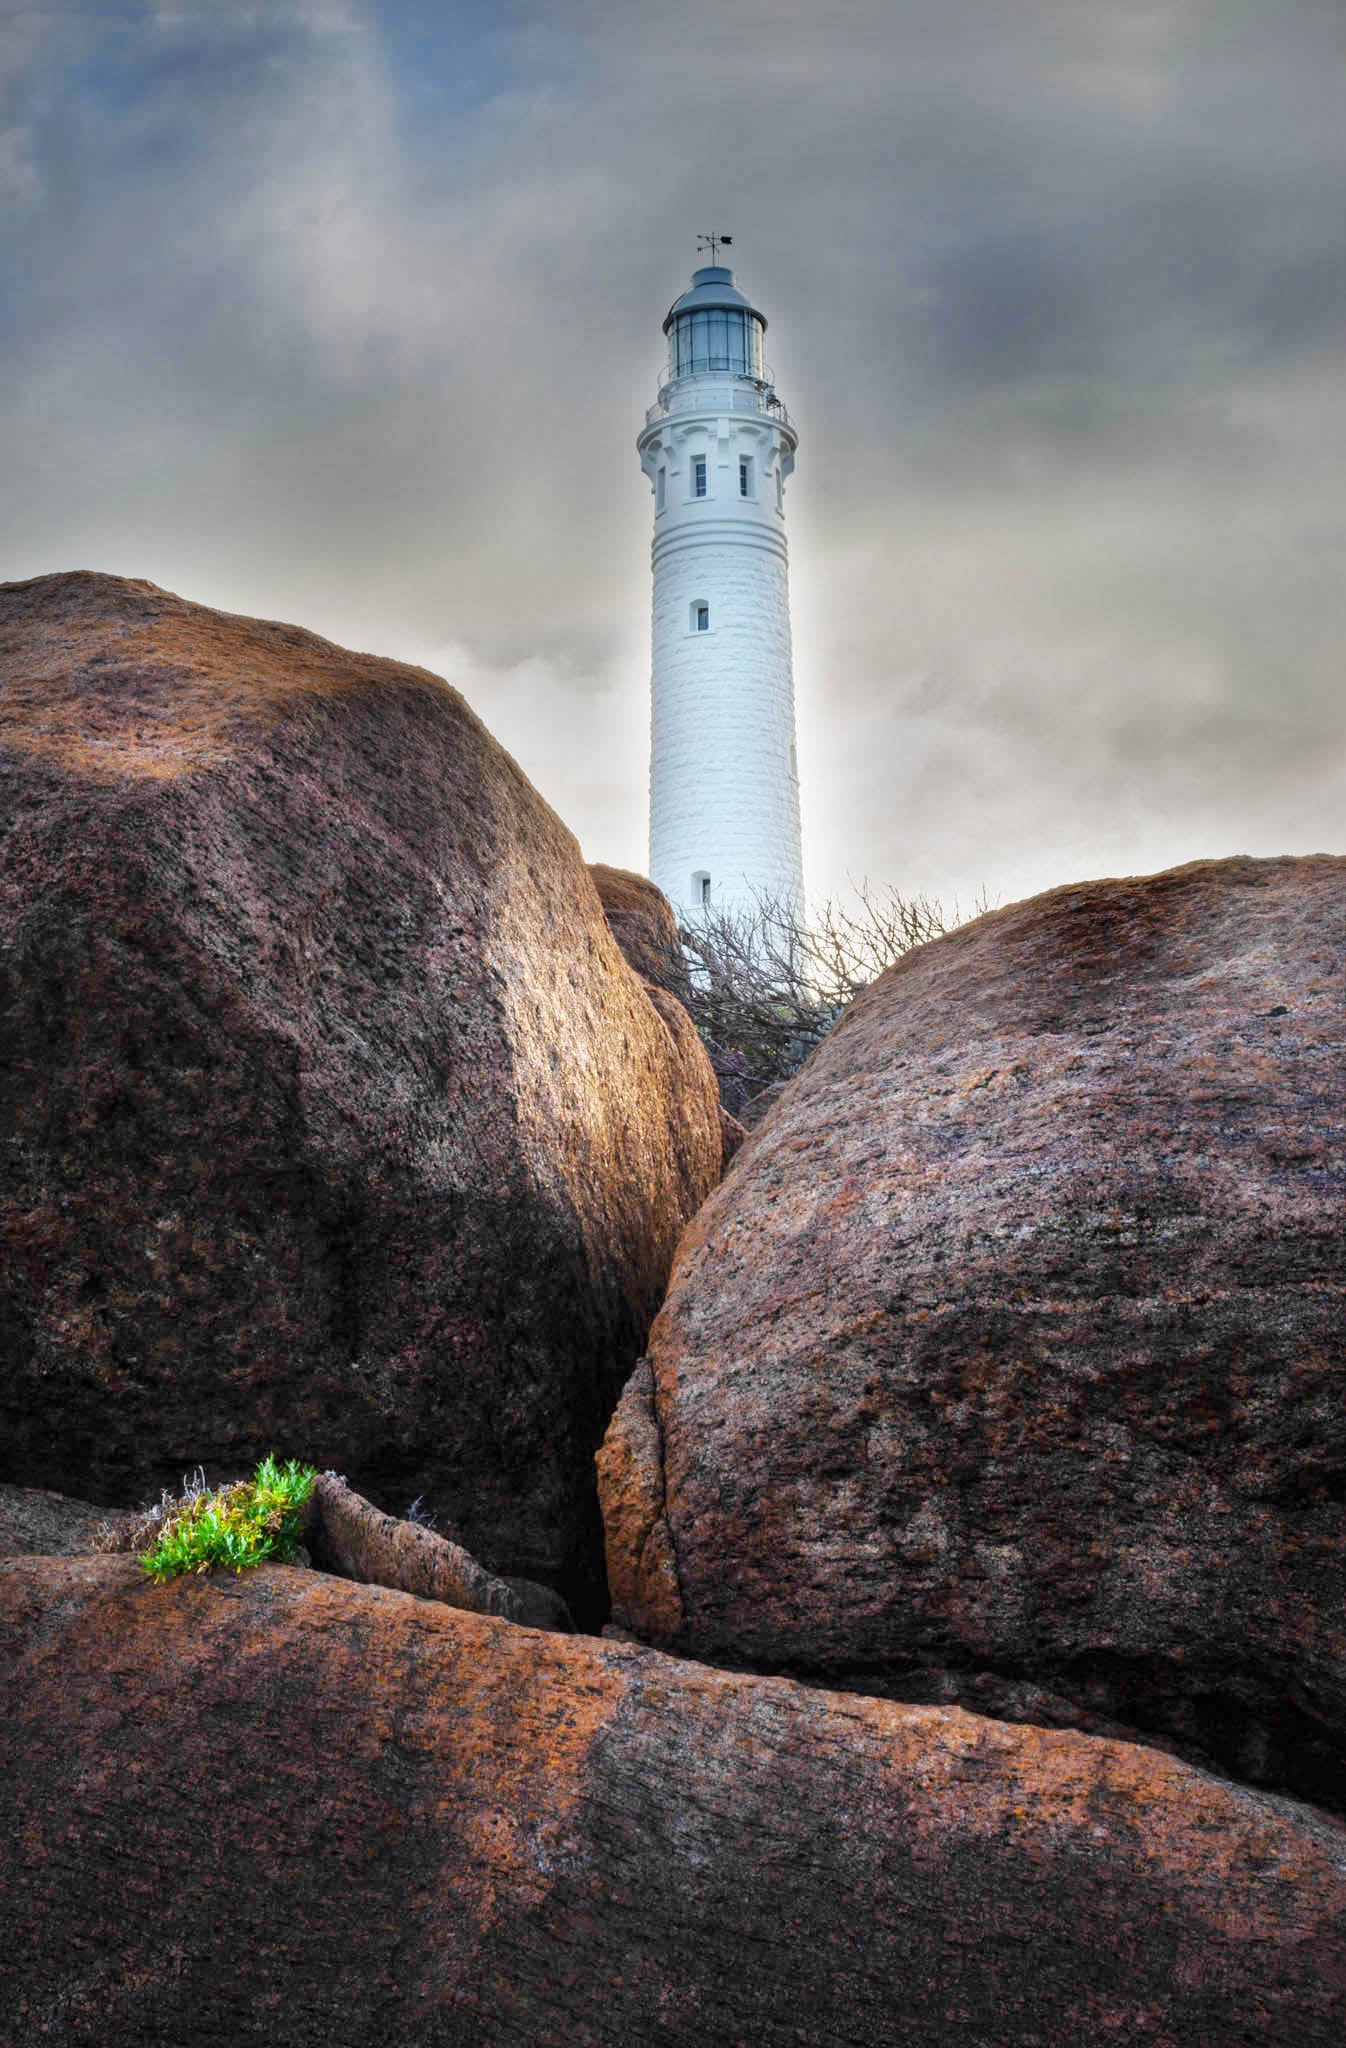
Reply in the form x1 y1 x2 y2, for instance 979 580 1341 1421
138 1454 316 1583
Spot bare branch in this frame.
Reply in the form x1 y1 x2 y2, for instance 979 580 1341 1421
678 884 977 1121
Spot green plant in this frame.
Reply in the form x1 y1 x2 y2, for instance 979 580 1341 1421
138 1454 316 1583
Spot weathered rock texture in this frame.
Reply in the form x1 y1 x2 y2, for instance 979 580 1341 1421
589 859 749 1172
589 861 691 997
601 857 1346 1807
0 573 722 1617
4 1555 1345 2046
307 1472 572 1630
0 1483 135 1557
589 861 749 1172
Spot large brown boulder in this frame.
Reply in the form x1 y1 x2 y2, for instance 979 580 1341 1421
0 572 722 1618
600 857 1346 1806
589 862 749 1170
588 861 690 997
4 1554 1345 2046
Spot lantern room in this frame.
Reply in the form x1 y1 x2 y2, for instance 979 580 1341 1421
662 266 767 383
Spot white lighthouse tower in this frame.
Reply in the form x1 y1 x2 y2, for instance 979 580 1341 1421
638 254 803 918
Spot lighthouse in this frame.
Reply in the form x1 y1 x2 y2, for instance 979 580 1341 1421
638 257 804 918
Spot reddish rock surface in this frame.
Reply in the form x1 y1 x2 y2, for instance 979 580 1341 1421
4 1554 1345 2046
0 573 722 1617
601 857 1346 1806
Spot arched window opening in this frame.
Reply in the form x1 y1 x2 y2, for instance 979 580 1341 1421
691 601 710 633
692 870 712 907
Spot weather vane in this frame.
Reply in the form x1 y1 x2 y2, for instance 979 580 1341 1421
697 231 733 264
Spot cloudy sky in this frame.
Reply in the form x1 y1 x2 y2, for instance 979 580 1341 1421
4 0 1343 911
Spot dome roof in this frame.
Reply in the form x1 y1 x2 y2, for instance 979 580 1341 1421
662 266 767 335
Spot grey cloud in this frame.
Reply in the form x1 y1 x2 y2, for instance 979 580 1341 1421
0 0 1342 908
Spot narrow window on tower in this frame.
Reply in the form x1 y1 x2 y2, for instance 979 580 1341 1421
776 468 784 512
692 601 710 633
739 457 752 498
692 871 712 906
693 456 707 498
656 466 666 511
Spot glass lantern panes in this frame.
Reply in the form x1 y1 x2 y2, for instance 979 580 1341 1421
671 309 765 379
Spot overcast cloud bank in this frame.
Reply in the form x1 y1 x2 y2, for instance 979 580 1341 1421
4 0 1343 907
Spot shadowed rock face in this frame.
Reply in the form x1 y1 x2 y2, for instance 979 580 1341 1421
0 572 722 1618
601 857 1346 1806
4 1555 1345 2047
